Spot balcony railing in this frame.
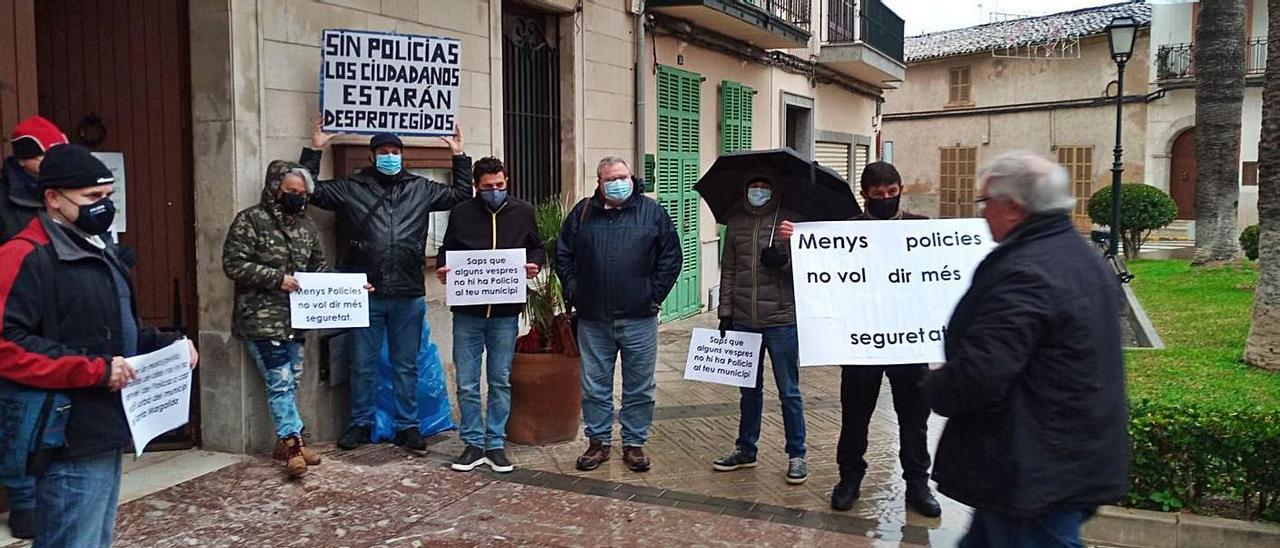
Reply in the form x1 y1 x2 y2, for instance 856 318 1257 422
742 0 811 31
1157 39 1268 81
824 0 905 64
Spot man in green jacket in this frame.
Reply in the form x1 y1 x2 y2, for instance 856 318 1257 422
711 176 808 485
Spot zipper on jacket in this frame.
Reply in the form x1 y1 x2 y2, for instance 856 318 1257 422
751 214 760 326
487 206 499 318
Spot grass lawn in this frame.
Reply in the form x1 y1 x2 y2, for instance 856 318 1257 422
1126 259 1280 411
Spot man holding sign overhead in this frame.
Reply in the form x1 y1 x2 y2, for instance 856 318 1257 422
435 157 543 474
0 145 195 546
305 121 472 454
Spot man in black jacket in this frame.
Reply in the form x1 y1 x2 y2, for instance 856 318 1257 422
306 122 472 453
434 157 544 474
0 144 196 546
923 151 1128 547
0 115 67 540
555 156 682 473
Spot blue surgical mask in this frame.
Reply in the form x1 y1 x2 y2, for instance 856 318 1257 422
480 189 507 210
603 177 633 203
747 188 772 207
375 153 402 176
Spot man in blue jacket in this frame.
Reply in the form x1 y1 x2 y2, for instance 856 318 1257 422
555 156 682 473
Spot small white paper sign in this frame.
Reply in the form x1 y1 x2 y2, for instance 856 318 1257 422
121 339 192 457
445 249 528 306
683 328 763 388
289 272 371 329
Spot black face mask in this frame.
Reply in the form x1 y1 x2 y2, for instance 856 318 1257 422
64 193 116 235
279 192 307 215
866 195 901 219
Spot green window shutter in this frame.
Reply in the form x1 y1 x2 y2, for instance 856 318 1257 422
644 153 656 193
656 65 703 322
718 80 754 258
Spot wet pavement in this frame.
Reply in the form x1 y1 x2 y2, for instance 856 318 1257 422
5 312 965 547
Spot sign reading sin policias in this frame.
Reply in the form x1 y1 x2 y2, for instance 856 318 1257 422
321 29 462 136
789 219 996 366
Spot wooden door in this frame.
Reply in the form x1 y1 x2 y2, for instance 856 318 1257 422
0 0 38 155
36 0 198 446
1169 127 1197 220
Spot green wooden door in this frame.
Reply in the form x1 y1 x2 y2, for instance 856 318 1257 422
718 80 754 260
657 65 702 322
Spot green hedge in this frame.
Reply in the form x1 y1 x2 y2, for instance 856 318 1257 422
1125 260 1280 521
1241 225 1260 261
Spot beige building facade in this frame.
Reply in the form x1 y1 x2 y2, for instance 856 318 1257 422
0 0 902 454
881 2 1151 231
1143 0 1266 227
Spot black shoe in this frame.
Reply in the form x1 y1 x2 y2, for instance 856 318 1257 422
8 508 34 539
337 424 371 450
485 448 514 473
831 480 860 511
451 446 486 472
394 428 426 454
906 486 942 518
711 448 758 471
785 457 808 485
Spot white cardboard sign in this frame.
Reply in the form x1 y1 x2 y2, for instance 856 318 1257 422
121 339 192 457
790 219 995 366
683 328 763 388
320 29 461 136
289 272 371 329
446 249 528 306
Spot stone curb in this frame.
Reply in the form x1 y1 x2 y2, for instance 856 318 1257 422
1084 505 1280 548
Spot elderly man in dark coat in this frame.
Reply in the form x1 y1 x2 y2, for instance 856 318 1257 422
923 151 1129 547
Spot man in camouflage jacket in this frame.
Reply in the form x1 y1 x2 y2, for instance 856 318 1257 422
222 159 330 478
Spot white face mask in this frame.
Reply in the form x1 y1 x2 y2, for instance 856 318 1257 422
747 188 772 207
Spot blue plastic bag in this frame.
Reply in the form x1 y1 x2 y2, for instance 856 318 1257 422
370 309 456 442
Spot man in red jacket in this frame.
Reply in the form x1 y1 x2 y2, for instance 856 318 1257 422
0 144 196 546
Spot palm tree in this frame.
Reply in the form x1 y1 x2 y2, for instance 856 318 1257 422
1192 0 1248 265
1244 0 1279 371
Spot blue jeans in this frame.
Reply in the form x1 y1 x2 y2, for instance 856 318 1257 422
960 507 1095 548
34 449 122 548
734 324 806 458
3 475 36 511
452 313 518 450
351 295 426 431
577 317 658 446
244 339 305 438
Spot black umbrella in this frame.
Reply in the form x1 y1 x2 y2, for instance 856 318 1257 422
694 147 861 225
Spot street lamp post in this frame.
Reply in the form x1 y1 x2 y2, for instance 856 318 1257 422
1106 16 1139 258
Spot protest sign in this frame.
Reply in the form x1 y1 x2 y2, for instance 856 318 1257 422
320 29 461 136
289 272 371 329
790 219 995 366
683 328 762 388
121 339 192 456
446 249 527 307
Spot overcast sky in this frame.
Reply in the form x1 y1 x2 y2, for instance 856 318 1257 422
882 0 1130 36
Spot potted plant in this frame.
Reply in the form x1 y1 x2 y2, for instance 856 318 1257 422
507 197 582 445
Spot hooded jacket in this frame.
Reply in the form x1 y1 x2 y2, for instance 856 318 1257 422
223 160 328 340
0 157 43 242
300 148 472 297
718 186 799 328
0 213 180 460
555 178 683 321
436 194 546 318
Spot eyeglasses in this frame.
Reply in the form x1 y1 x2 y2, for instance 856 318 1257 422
974 195 993 212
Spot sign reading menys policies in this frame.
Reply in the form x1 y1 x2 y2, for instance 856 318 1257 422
320 29 461 136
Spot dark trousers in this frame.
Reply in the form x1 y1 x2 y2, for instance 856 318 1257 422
836 364 932 486
960 507 1094 548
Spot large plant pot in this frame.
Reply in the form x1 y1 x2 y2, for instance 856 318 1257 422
507 352 582 445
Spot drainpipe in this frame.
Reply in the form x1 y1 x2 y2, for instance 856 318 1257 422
634 1 646 176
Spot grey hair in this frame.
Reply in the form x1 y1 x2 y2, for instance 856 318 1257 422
978 150 1075 214
288 167 315 194
596 156 631 179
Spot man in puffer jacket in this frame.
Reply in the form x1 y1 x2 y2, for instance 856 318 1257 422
710 177 809 485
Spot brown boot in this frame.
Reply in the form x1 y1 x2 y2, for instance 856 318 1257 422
274 432 322 466
575 439 611 471
622 446 651 473
281 435 307 479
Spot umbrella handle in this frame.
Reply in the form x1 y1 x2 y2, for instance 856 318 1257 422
768 207 779 246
